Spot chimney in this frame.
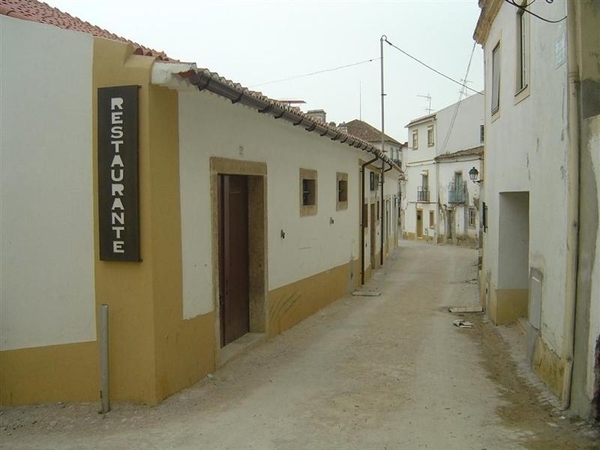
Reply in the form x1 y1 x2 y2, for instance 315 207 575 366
337 122 348 134
306 109 326 123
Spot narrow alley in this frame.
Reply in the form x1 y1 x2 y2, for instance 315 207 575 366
1 242 598 450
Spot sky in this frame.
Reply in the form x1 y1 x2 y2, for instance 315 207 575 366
45 0 484 143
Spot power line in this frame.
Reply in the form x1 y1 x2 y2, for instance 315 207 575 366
249 58 380 88
440 41 478 155
503 0 566 23
383 38 483 96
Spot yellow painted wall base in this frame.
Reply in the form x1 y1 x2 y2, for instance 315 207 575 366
363 265 372 283
155 312 216 403
489 288 528 325
532 336 566 399
0 341 98 406
267 260 359 338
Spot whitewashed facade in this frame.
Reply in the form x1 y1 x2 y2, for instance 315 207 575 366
475 0 600 420
402 94 484 245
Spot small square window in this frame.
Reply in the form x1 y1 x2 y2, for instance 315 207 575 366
303 179 316 205
300 168 318 216
336 172 348 211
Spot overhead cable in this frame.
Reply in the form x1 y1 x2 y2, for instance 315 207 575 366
383 37 483 96
503 0 566 23
250 58 380 88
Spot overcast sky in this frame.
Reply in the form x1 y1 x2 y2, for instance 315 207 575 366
45 0 484 143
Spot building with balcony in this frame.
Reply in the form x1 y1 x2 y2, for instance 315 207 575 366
402 94 484 244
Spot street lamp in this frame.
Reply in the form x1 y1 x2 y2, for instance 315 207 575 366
469 166 482 184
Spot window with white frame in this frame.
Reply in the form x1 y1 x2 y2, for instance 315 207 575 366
412 129 419 149
427 125 434 147
517 8 529 92
492 43 501 114
469 207 477 228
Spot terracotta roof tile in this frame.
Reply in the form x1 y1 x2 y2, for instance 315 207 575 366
0 0 173 61
1 0 401 172
341 119 401 145
435 146 484 161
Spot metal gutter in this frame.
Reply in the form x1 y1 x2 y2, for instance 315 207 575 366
562 0 581 411
361 155 379 285
150 63 401 171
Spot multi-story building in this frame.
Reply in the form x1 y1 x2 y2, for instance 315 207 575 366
402 94 484 246
475 0 599 420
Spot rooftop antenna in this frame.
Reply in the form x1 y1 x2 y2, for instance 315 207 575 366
459 79 473 98
418 94 433 114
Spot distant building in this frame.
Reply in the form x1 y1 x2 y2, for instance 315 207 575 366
339 119 405 166
475 0 600 420
402 94 484 246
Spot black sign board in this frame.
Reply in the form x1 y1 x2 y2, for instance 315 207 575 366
98 85 140 261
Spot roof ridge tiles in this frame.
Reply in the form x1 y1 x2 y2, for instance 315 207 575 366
0 0 175 61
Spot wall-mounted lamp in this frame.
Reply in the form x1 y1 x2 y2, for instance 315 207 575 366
469 167 483 184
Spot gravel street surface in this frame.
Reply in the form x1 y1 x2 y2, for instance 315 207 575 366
1 241 598 449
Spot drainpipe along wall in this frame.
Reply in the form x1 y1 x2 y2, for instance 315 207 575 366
362 154 379 285
562 0 581 410
380 159 385 266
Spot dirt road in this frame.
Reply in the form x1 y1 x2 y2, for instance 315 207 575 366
1 241 598 449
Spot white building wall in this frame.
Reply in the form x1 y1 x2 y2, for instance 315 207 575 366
0 17 95 350
178 90 396 318
586 115 600 401
438 159 481 241
482 0 569 352
436 94 484 155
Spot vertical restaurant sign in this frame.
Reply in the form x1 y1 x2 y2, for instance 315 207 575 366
98 85 140 261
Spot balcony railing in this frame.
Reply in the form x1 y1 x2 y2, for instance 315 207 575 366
448 182 466 203
417 187 430 202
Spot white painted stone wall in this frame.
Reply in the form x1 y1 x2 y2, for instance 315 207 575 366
481 0 569 353
586 115 600 400
403 95 483 241
437 159 481 241
436 94 484 156
178 90 398 318
0 17 95 350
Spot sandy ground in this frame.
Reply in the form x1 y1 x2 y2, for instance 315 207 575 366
1 241 598 449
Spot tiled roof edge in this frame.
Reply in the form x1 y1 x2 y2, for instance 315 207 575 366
177 68 403 173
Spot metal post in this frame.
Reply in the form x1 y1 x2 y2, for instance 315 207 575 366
380 35 387 267
380 35 386 154
99 304 110 414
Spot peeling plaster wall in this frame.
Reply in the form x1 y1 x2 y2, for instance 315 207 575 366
481 0 570 353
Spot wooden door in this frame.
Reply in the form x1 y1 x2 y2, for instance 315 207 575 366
218 175 250 347
416 208 423 238
370 203 376 268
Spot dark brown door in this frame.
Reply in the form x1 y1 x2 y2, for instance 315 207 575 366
218 175 250 347
370 203 376 268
